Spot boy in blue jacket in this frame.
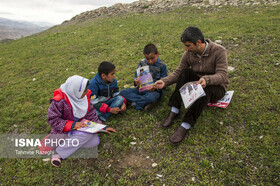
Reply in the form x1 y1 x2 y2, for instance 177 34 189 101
120 44 168 110
88 61 126 122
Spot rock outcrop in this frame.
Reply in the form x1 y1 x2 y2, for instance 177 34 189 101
63 0 279 24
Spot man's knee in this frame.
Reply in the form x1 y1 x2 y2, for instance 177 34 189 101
204 85 225 102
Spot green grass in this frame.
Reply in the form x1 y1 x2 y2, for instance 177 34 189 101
0 3 279 185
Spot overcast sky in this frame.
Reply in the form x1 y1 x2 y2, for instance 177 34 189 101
0 0 137 25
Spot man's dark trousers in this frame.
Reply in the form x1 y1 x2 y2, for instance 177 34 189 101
168 68 225 127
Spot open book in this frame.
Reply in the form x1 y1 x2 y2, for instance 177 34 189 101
136 66 154 92
180 81 206 109
78 119 106 133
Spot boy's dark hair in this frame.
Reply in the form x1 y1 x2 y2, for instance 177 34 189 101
181 26 205 45
143 43 158 55
98 61 115 75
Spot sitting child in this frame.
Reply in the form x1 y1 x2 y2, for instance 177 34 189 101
88 61 126 122
120 44 168 110
44 75 111 167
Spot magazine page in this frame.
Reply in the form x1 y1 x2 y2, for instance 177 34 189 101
180 81 206 109
208 90 234 108
136 65 150 76
136 66 154 92
78 119 106 133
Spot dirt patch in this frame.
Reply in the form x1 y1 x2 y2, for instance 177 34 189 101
118 151 154 177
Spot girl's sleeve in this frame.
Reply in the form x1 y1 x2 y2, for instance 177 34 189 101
48 100 73 133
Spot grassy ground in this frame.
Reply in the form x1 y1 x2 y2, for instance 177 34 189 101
0 3 279 185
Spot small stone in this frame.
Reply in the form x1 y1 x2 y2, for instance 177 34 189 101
13 125 17 127
130 142 137 145
214 40 222 44
152 163 157 167
275 62 279 66
146 156 150 159
259 136 263 139
156 174 163 178
228 66 235 72
66 68 68 71
32 78 36 81
219 121 223 126
119 25 123 27
233 38 238 40
192 177 195 181
42 158 50 162
90 72 95 74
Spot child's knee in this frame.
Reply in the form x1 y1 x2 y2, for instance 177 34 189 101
113 95 124 106
146 93 160 103
120 89 129 93
93 135 100 146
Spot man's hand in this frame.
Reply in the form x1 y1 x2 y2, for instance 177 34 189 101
147 85 156 92
120 103 126 112
73 122 88 130
109 107 121 114
134 78 141 87
154 80 165 90
196 78 206 88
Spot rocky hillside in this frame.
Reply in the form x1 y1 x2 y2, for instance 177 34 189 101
64 0 279 24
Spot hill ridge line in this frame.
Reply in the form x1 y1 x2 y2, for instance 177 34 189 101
63 0 279 24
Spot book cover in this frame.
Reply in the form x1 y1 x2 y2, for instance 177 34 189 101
136 66 154 92
208 91 234 108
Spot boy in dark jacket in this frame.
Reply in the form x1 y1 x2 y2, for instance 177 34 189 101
88 61 126 122
120 44 168 110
